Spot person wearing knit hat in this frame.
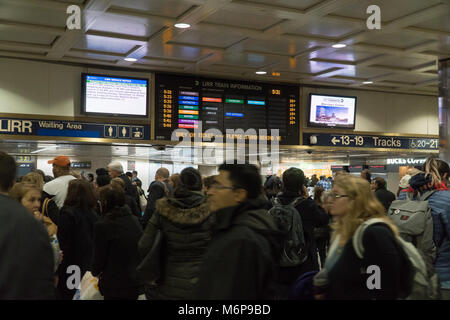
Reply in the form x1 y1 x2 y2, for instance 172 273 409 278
138 167 213 299
43 156 76 209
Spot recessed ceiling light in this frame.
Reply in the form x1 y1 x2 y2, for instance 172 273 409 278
363 81 373 84
255 71 267 75
332 43 347 48
175 23 191 29
124 57 137 62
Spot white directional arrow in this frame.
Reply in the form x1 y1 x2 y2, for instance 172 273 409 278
331 137 339 145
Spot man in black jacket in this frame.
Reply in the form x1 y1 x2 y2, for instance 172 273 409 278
275 167 329 297
141 167 172 229
194 163 283 299
372 177 396 212
0 152 55 299
107 161 140 211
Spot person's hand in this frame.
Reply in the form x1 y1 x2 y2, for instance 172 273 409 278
33 211 44 222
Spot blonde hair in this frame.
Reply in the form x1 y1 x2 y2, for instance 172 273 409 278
331 174 398 246
425 157 441 186
9 182 42 202
22 172 44 189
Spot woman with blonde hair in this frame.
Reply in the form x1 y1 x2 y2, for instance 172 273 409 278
313 174 411 300
22 172 44 189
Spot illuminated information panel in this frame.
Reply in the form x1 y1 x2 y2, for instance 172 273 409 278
155 74 299 145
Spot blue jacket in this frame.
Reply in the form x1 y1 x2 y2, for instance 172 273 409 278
398 189 450 282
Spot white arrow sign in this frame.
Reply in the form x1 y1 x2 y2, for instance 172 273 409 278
331 137 339 145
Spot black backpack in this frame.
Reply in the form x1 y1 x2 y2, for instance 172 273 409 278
269 197 308 267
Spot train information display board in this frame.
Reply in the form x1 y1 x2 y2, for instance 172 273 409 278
155 74 299 145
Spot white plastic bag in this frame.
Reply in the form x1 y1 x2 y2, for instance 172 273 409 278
79 272 103 300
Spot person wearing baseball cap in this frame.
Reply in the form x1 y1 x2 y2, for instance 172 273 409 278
43 156 76 209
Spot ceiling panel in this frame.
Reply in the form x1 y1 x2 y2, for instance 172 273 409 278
311 48 378 62
89 13 164 38
332 0 443 22
242 38 320 56
0 26 57 45
329 67 389 79
65 51 119 62
411 14 450 32
220 52 281 68
361 33 432 49
0 0 66 27
110 0 193 18
73 34 140 54
246 0 322 11
286 19 361 38
375 56 436 69
276 59 337 74
202 9 282 30
172 30 245 49
143 44 213 61
381 73 438 84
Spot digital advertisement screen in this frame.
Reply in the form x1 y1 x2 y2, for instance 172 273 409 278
155 74 300 145
81 73 149 117
308 94 356 129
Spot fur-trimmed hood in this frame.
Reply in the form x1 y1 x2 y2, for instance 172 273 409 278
155 192 211 225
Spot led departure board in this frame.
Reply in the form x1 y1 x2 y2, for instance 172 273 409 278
155 74 299 145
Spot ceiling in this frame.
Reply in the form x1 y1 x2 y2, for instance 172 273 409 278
0 0 448 96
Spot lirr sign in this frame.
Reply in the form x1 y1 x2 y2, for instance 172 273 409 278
0 117 150 140
304 132 439 151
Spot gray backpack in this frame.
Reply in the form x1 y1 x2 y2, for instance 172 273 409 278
269 197 308 267
387 191 436 277
353 218 439 300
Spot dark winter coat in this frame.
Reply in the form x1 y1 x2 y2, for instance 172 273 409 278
138 191 214 299
0 194 55 299
325 224 410 300
92 206 143 298
193 197 283 299
57 206 98 278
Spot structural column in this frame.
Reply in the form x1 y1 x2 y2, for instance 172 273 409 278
439 59 450 162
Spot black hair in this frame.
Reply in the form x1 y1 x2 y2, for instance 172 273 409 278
96 168 108 176
218 163 262 199
374 177 387 189
96 174 111 187
282 167 306 193
0 152 16 192
126 172 132 178
264 175 283 199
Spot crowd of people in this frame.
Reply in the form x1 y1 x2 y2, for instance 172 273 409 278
1 150 450 300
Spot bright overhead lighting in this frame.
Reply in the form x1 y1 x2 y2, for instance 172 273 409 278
332 43 347 48
175 23 191 29
255 71 267 75
124 57 137 62
363 81 373 84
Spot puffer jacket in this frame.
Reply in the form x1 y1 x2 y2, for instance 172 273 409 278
138 191 214 300
399 186 450 283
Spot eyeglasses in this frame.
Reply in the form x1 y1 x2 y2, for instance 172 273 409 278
210 183 235 190
330 192 349 199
